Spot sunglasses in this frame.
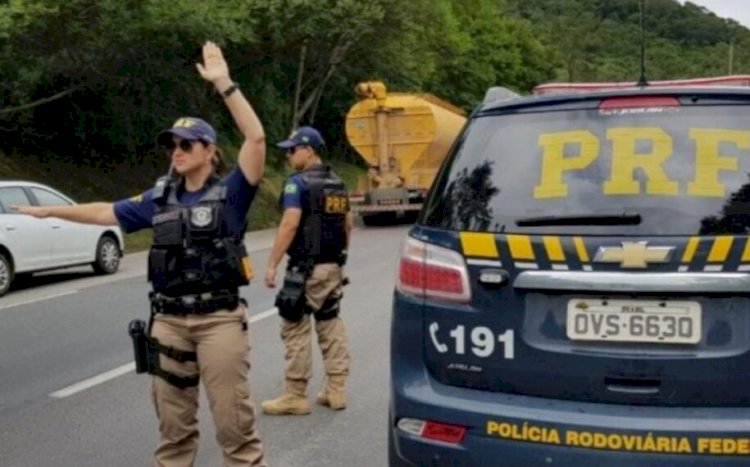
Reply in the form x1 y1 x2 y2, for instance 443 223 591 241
286 145 304 157
163 139 200 154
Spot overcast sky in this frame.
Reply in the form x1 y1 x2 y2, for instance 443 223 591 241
678 0 750 29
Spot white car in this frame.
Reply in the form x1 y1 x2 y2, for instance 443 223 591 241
0 181 124 296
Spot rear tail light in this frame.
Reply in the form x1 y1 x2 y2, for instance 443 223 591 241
396 237 471 302
397 418 467 444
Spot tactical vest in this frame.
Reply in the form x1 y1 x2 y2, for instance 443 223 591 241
148 177 252 297
287 165 349 264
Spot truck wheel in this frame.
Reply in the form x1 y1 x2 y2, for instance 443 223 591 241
402 211 419 224
361 214 379 226
362 213 397 226
92 235 121 275
0 252 12 297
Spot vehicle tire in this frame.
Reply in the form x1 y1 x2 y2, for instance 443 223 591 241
92 235 121 275
0 252 12 297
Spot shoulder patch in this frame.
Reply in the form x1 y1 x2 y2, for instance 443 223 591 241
129 194 143 203
284 183 298 194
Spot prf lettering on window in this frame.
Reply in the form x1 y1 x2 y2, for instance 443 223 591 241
324 195 349 214
533 128 750 199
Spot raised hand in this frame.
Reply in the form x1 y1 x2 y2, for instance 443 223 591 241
196 41 230 84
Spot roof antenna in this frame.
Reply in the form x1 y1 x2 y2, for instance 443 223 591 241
637 0 649 87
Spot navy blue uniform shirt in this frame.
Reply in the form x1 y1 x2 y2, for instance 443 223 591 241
114 167 257 238
280 166 347 247
281 173 305 210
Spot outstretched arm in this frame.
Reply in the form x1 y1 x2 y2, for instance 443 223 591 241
196 41 266 185
13 202 118 226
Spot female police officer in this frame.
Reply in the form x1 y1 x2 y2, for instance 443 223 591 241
15 41 267 466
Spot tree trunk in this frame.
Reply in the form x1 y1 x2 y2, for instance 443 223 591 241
291 40 309 130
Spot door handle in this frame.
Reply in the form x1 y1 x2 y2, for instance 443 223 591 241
51 225 61 229
5 224 15 231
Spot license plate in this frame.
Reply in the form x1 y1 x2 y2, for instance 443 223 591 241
566 299 701 344
377 199 403 205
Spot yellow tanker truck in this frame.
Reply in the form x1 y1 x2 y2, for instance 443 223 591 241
345 81 467 225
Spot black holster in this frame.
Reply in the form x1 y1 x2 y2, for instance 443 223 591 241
128 319 199 389
129 319 151 374
275 264 312 322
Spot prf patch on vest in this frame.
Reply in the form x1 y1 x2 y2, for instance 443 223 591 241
324 195 349 214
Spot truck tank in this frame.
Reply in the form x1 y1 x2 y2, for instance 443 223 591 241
345 81 466 225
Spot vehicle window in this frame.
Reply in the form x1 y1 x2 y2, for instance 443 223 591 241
30 187 72 207
424 105 750 236
0 187 32 213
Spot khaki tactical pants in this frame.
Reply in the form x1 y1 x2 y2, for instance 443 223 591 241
150 305 266 467
281 263 351 396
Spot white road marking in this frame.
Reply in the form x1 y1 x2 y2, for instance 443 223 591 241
49 307 279 399
0 290 78 310
49 363 135 399
249 307 278 323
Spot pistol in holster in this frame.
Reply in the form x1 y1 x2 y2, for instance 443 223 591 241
275 262 313 322
128 319 199 389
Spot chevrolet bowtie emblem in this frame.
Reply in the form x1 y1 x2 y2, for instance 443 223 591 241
593 241 674 268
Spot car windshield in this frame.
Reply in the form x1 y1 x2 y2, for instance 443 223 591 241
423 103 750 235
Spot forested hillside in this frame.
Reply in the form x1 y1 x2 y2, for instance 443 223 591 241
0 0 747 221
506 0 750 82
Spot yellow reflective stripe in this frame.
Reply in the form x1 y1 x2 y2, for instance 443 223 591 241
543 236 565 262
507 235 534 260
574 237 589 262
459 232 499 258
743 237 750 262
682 237 700 263
707 236 733 263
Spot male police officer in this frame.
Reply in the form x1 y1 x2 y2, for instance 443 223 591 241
262 126 353 415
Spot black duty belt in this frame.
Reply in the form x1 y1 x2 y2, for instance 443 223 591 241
150 289 240 315
289 255 345 269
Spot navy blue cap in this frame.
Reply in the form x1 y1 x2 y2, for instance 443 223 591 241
276 126 326 152
157 117 217 145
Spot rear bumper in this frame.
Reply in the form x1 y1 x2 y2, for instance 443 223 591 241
390 377 750 466
390 296 750 467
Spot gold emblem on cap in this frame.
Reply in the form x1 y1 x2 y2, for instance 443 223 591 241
173 118 197 128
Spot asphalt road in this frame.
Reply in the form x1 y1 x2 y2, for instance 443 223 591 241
0 223 411 467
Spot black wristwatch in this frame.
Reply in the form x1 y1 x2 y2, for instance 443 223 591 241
220 82 239 99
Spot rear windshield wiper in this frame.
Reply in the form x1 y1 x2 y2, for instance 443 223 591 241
515 213 641 227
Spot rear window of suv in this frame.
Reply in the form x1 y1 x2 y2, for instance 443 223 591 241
423 102 750 236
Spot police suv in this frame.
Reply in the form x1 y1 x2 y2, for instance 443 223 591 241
389 76 750 466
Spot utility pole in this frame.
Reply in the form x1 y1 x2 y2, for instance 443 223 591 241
729 39 734 75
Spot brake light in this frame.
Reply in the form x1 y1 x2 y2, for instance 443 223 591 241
599 96 680 109
396 237 471 302
397 418 467 444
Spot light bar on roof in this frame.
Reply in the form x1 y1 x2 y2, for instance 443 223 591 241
532 74 750 96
